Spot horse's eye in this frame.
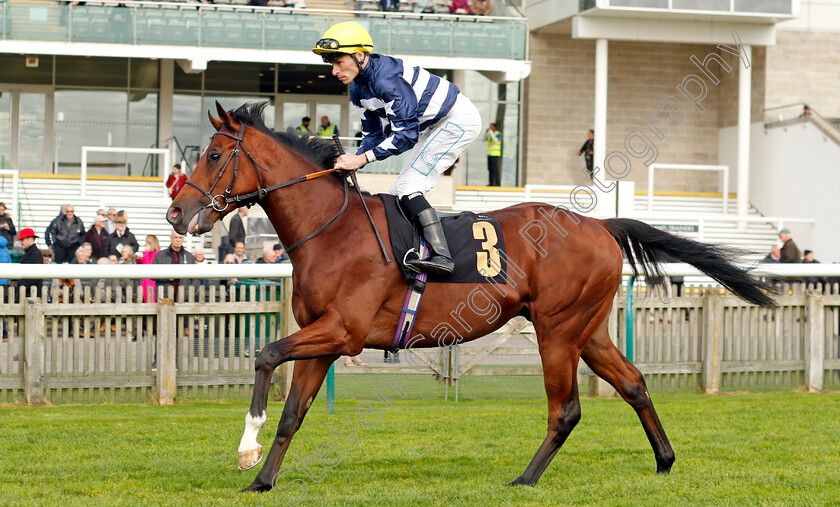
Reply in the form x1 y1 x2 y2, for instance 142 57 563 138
209 153 221 162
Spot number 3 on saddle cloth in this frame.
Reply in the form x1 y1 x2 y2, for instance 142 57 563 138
378 194 509 350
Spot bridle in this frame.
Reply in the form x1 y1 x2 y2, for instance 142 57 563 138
185 124 350 253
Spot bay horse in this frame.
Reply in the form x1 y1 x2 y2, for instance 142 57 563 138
167 102 775 493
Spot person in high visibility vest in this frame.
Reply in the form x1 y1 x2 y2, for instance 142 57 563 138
295 117 311 134
578 129 594 180
486 123 502 186
318 116 339 137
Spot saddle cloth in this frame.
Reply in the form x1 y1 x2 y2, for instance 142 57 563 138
378 194 508 284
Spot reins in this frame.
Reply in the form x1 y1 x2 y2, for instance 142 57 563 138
186 125 390 260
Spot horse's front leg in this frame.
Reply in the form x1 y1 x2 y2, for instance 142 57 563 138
237 309 360 473
241 355 338 492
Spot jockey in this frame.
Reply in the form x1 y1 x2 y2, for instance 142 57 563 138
312 21 482 276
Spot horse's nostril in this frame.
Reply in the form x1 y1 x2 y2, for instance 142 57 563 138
170 208 181 220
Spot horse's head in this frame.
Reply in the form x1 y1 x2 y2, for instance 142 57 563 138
167 101 268 235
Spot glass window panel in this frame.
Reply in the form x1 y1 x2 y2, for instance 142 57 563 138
0 92 10 169
127 92 158 177
201 95 274 151
673 0 729 10
129 59 160 90
173 93 203 169
203 62 275 94
283 102 308 133
0 54 52 85
174 64 202 91
314 103 342 138
19 93 46 172
55 56 128 88
734 0 792 13
55 90 127 175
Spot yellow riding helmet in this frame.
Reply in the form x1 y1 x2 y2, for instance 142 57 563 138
312 21 373 62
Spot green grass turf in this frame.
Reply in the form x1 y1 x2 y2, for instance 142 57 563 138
1 391 839 506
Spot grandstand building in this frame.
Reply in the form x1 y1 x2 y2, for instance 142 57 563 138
1 0 838 260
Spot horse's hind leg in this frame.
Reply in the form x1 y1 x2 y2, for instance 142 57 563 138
242 355 338 493
509 339 582 486
581 322 675 474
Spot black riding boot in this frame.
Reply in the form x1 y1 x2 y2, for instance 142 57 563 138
401 194 454 276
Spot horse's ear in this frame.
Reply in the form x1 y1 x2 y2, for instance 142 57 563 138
208 111 223 131
215 101 239 130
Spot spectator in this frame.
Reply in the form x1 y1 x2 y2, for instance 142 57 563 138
119 245 136 265
256 247 276 264
16 228 43 298
578 129 594 181
43 204 68 252
105 211 140 258
49 204 85 264
81 242 93 261
0 202 16 247
778 228 801 263
166 164 188 200
233 241 252 264
0 235 10 288
249 0 270 5
471 0 492 15
71 245 92 265
153 230 196 298
763 245 781 263
379 0 400 12
800 104 812 118
84 214 109 260
344 354 369 367
486 123 501 187
318 116 339 137
41 249 53 264
222 253 238 285
802 249 826 286
273 243 290 263
449 0 471 14
194 247 210 264
227 207 248 256
413 0 435 13
105 207 117 235
295 116 311 134
137 235 161 303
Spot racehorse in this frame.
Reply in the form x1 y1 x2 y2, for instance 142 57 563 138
167 102 775 493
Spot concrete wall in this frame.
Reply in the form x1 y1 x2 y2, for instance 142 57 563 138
719 120 840 262
525 34 751 192
764 30 840 119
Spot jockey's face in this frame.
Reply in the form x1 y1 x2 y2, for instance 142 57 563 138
331 53 364 85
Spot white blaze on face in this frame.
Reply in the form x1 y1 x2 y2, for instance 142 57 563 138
238 411 267 452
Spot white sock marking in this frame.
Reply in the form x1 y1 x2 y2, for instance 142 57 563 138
238 411 266 452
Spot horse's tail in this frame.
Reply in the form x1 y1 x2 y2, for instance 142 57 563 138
601 218 776 307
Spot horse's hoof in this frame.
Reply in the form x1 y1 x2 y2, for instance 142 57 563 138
506 476 536 487
237 446 263 471
240 481 272 493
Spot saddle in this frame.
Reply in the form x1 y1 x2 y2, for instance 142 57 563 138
379 194 508 284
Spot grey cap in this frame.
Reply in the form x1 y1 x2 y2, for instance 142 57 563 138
779 228 791 234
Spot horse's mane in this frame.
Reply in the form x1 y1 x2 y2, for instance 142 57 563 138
229 102 339 172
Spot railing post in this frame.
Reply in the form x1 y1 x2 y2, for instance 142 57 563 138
156 299 177 405
703 290 723 394
805 292 825 392
23 297 46 405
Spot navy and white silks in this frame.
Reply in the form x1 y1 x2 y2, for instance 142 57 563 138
351 54 482 197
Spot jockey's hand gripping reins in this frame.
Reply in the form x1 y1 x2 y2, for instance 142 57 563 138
332 134 391 264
